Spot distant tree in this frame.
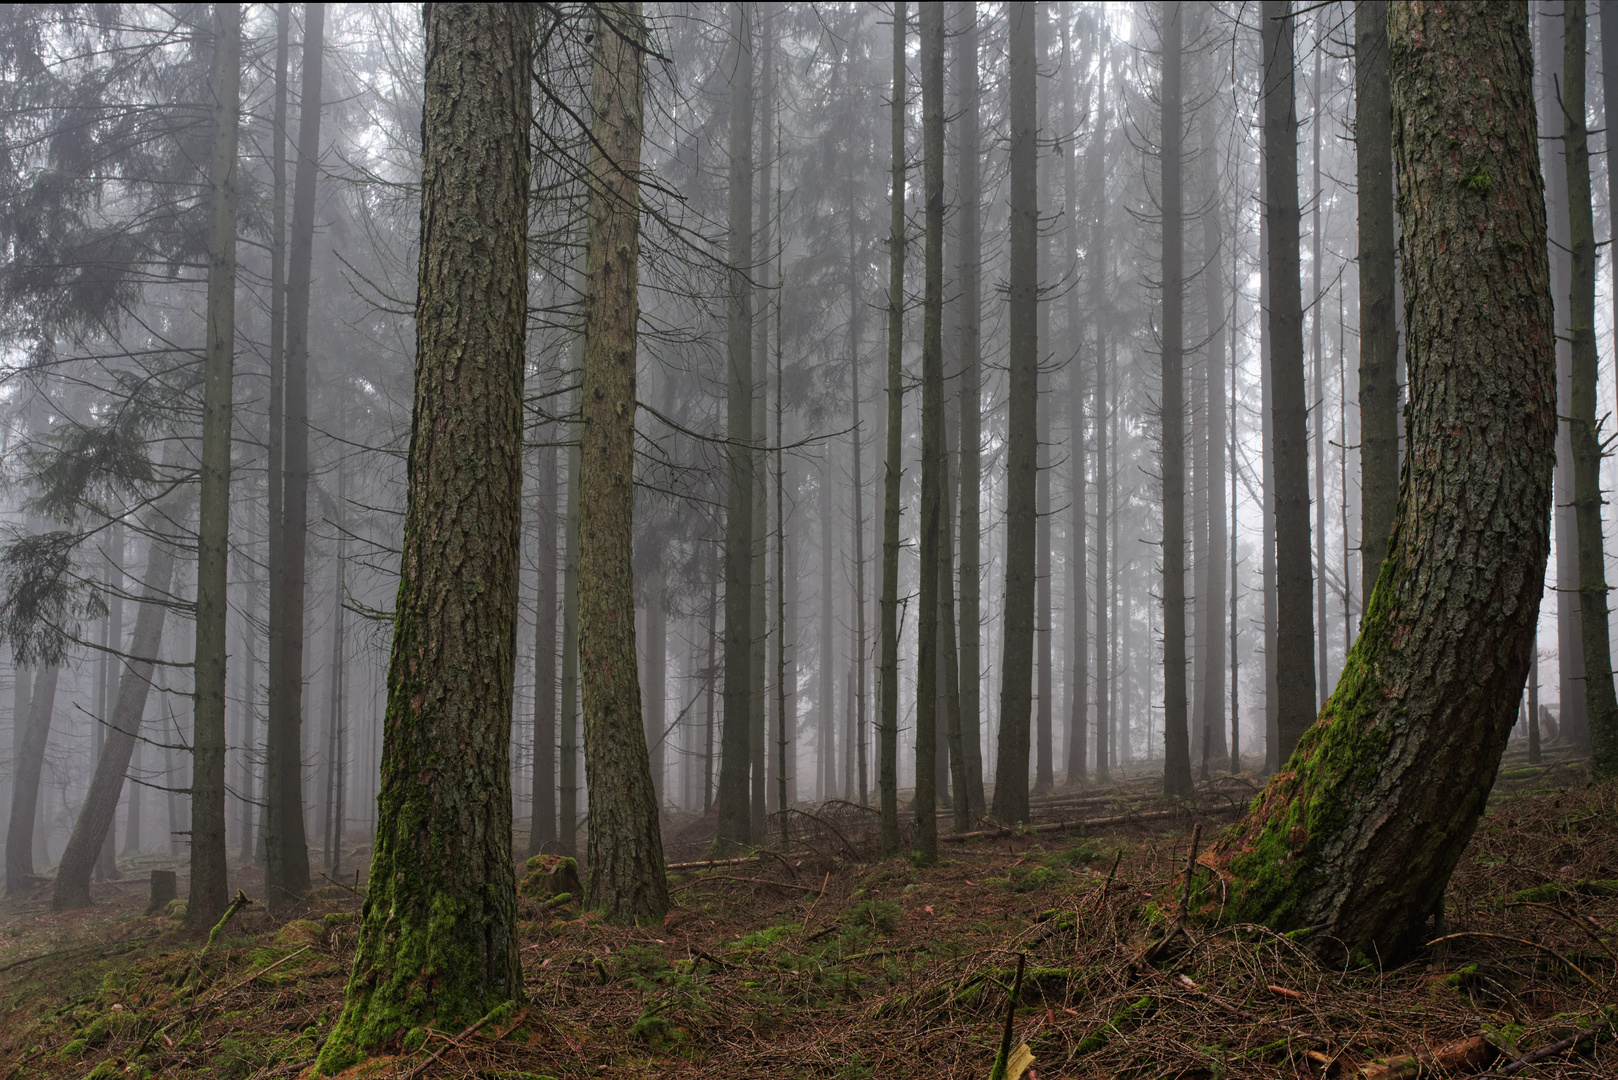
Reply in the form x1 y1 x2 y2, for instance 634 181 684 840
319 4 530 1066
1214 0 1554 962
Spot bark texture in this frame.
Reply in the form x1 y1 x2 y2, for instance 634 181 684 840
188 0 240 929
579 2 667 920
320 5 529 1066
1213 0 1555 963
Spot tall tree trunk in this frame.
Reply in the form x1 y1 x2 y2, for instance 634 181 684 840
320 5 529 1065
914 0 945 865
1034 6 1054 795
774 227 791 834
1199 106 1229 767
849 199 869 808
265 0 323 911
1062 5 1088 789
1563 0 1618 778
1160 1 1193 798
750 6 773 840
96 524 125 880
1605 1 1618 414
1262 0 1317 765
1261 153 1280 773
878 0 906 855
644 566 667 809
530 441 557 854
717 0 755 850
579 0 665 919
561 375 581 854
188 0 241 928
1311 38 1328 703
1215 0 1554 962
323 467 347 875
1092 24 1111 784
1539 3 1587 754
954 0 987 816
704 569 718 814
1356 0 1397 601
993 0 1039 825
54 489 190 909
819 463 836 801
262 0 289 872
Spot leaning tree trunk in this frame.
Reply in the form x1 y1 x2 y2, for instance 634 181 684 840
54 488 191 910
1212 0 1555 963
579 1 666 920
319 5 529 1069
993 0 1039 826
187 0 240 930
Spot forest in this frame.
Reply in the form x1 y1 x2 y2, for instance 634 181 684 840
0 1 1613 1078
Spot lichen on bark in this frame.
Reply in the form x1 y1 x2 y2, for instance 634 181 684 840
1210 0 1555 964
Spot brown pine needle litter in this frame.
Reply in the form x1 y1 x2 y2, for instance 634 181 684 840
1 755 1613 1079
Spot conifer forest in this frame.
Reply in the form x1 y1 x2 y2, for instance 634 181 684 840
2 2 1618 1077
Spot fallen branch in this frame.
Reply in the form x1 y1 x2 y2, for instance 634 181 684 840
1424 931 1607 994
1356 1035 1496 1080
941 803 1241 843
1479 1018 1614 1077
397 1010 495 1080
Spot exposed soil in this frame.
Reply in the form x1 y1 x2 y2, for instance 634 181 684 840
1 748 1613 1079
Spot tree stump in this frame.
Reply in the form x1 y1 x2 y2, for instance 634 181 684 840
146 870 177 914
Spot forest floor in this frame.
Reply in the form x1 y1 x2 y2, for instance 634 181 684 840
0 747 1613 1080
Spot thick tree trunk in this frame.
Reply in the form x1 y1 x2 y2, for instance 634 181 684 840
54 492 189 910
953 0 986 816
1356 0 1397 602
1214 0 1554 962
1262 0 1317 764
717 0 755 851
530 442 557 854
1563 1 1618 778
579 2 666 920
993 0 1038 825
187 0 240 929
1034 8 1054 795
1160 1 1192 798
319 5 529 1066
878 0 905 855
263 0 288 872
265 0 323 912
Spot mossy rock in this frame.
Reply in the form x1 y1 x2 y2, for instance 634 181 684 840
163 898 187 920
274 919 323 947
519 855 581 901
